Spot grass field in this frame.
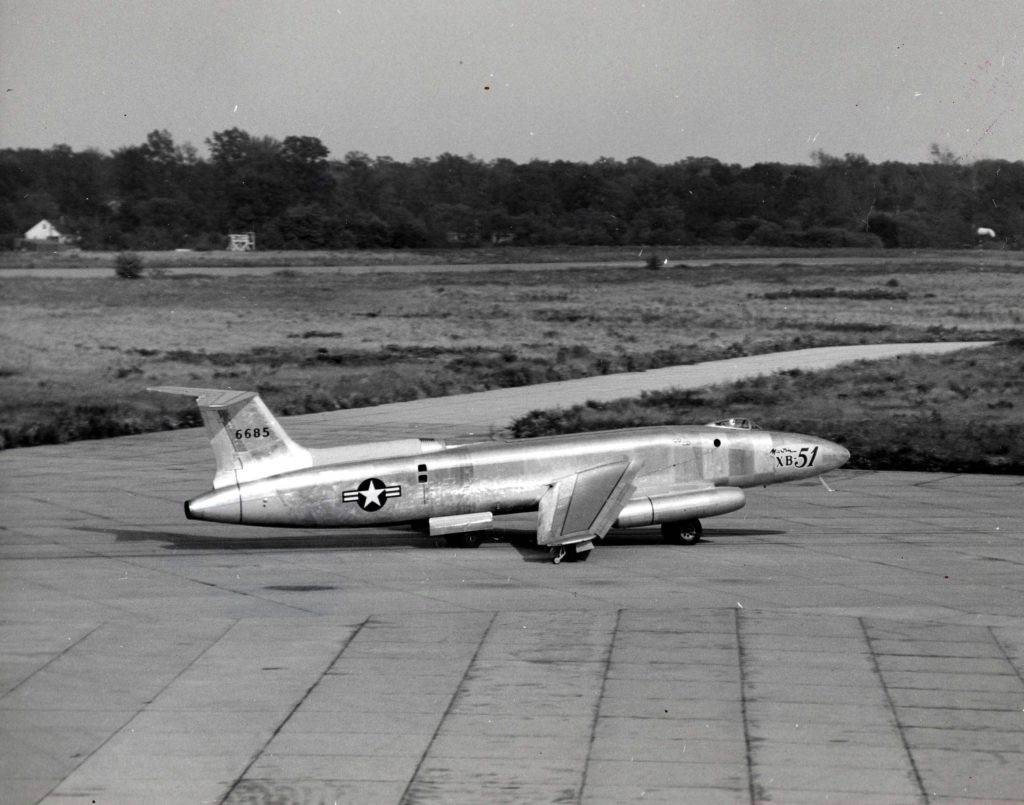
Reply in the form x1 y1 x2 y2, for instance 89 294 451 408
1 252 1022 467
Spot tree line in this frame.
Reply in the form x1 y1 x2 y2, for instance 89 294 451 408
2 129 1021 251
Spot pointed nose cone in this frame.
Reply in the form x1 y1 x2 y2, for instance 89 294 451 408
185 486 242 524
769 433 850 478
820 439 851 471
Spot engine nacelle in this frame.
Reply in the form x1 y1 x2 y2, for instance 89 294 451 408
614 487 746 529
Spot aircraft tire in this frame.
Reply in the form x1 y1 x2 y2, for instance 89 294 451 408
662 519 702 545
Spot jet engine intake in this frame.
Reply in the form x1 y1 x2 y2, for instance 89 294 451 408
614 487 746 529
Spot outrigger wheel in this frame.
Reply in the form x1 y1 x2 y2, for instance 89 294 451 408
662 519 703 545
551 541 593 564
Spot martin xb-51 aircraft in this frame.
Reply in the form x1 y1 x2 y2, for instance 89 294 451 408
152 386 849 563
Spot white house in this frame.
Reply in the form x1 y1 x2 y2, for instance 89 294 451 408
24 219 70 243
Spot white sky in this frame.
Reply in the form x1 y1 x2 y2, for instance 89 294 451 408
1 0 1021 165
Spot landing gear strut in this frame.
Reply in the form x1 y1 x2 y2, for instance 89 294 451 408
662 519 702 545
551 541 593 564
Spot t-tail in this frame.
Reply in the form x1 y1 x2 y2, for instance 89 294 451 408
149 386 312 489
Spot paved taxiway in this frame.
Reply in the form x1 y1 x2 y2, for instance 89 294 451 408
2 343 1022 805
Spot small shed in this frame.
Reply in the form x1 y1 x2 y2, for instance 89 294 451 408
24 219 68 243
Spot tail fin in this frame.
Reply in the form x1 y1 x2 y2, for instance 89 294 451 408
150 387 312 488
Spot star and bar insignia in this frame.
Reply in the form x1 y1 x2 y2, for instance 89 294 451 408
342 477 402 512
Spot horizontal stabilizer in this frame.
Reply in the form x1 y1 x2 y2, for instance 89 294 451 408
148 386 257 408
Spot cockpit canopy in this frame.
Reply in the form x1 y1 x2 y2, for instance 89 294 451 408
707 417 761 430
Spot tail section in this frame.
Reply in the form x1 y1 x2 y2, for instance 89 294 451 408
150 387 312 488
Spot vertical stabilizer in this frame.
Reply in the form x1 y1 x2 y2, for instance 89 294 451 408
149 387 312 488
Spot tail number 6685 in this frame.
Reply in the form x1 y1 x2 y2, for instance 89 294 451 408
235 427 271 440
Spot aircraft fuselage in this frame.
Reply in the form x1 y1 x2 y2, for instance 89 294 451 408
185 425 847 529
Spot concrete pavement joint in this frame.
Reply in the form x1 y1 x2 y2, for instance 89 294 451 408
56 534 327 617
6 570 156 623
762 537 977 584
734 608 758 805
578 607 622 803
859 618 930 804
988 627 1024 689
218 617 371 804
37 618 239 803
399 612 499 805
183 575 321 616
13 494 131 524
0 623 103 701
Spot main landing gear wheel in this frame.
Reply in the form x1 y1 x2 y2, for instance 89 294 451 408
662 519 703 545
445 533 483 549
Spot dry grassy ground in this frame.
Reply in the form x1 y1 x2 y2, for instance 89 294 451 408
1 256 1022 455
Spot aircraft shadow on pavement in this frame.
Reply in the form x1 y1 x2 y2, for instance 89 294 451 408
504 526 788 562
86 526 436 552
82 524 786 558
601 527 786 544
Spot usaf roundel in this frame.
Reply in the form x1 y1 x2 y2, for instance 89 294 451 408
342 478 402 512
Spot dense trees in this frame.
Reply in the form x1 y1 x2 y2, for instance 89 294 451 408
2 129 1022 250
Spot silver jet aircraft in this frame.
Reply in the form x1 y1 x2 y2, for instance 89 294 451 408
152 387 849 563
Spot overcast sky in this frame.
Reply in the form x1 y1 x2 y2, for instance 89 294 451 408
1 1 1021 165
